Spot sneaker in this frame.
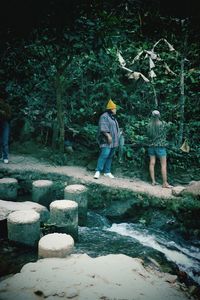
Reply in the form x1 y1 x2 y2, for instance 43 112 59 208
3 159 9 164
94 171 100 179
104 173 115 179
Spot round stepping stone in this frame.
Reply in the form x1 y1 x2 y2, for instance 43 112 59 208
7 210 40 247
38 233 74 258
64 184 88 226
0 177 18 200
50 200 78 240
32 180 53 207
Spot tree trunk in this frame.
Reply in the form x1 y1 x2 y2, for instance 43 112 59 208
178 56 185 147
55 74 65 153
178 20 188 147
52 120 59 149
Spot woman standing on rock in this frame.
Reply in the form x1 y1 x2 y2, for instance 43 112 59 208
94 99 120 179
147 110 173 188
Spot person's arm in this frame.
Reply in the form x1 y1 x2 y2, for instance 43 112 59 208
99 114 112 144
102 132 112 144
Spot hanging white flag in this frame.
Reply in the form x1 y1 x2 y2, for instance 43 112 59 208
145 50 158 60
127 71 149 82
131 51 144 64
164 63 177 75
140 73 150 82
122 66 134 73
117 51 126 67
152 38 175 52
149 57 155 69
149 70 157 78
127 72 140 80
152 39 162 51
163 39 175 51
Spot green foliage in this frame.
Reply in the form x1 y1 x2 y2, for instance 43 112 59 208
1 2 199 170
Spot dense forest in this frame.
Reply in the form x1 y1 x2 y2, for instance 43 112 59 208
0 0 199 177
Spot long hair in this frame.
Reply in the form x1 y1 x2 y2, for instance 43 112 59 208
147 118 163 139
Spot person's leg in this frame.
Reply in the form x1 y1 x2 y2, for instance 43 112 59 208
149 155 156 185
157 147 172 188
95 147 111 172
160 156 168 186
160 156 172 188
104 147 116 174
2 122 9 161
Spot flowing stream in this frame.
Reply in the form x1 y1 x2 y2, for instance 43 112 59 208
107 223 200 285
75 211 200 286
0 210 200 288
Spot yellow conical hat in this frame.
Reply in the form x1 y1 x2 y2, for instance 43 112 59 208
106 99 116 110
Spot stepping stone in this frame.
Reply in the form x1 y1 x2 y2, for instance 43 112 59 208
7 210 40 247
0 199 49 224
0 177 18 200
64 184 88 226
38 233 74 258
32 180 53 207
50 200 78 240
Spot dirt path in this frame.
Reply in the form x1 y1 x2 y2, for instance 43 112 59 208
0 154 175 199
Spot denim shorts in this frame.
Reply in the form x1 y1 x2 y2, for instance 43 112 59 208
148 147 166 157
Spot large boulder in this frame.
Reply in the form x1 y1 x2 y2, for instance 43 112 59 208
181 181 200 198
0 254 189 300
0 200 49 223
172 186 186 197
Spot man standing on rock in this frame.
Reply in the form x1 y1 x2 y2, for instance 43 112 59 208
94 99 120 179
0 96 11 164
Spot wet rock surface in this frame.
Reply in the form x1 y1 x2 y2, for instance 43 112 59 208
0 254 191 300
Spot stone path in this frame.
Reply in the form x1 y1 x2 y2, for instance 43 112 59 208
0 154 176 199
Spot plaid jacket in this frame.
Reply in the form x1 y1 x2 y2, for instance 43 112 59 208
97 111 120 148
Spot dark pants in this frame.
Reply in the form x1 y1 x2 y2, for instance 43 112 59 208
0 121 10 160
